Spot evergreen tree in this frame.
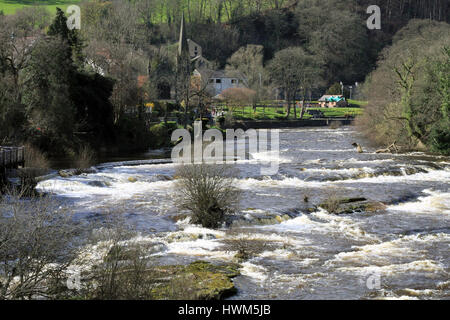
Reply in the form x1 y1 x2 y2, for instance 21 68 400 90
48 8 84 66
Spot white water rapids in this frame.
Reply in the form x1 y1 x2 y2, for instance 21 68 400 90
37 127 450 299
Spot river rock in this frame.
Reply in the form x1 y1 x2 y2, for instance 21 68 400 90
403 166 428 175
150 261 240 300
58 170 72 178
87 180 110 188
58 167 97 178
155 174 173 181
352 143 364 153
352 167 415 179
228 210 296 227
169 213 190 223
318 197 386 215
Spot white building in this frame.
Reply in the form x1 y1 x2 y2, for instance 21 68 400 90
206 70 248 96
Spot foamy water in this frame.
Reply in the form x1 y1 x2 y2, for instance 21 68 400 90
36 127 450 299
388 189 450 214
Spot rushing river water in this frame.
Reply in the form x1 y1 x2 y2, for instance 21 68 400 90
37 127 450 300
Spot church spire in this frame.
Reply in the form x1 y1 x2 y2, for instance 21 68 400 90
178 12 189 60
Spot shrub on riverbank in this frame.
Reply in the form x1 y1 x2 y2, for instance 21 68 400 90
149 122 180 149
73 145 96 169
23 143 49 169
114 115 153 152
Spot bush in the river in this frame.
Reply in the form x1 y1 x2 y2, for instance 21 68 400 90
174 164 240 229
224 231 269 261
320 188 342 214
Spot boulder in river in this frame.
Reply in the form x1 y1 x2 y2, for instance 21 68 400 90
318 197 386 215
352 143 364 153
87 180 110 188
228 211 295 227
150 261 240 300
58 167 97 178
155 174 173 181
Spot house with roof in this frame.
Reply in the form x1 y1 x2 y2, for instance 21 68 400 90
191 69 247 97
318 95 348 108
174 14 247 99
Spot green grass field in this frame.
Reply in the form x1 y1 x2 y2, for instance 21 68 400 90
347 99 368 107
219 105 363 121
306 107 363 118
0 0 80 15
0 0 274 23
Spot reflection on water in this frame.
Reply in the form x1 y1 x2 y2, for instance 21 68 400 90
37 127 450 300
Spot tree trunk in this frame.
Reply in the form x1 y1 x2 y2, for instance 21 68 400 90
300 101 306 119
286 101 291 118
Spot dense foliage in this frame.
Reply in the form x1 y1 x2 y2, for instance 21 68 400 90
357 20 450 154
0 1 449 155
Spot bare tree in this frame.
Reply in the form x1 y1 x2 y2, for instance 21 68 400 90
0 191 81 299
189 68 216 118
86 40 148 123
218 87 256 116
0 9 46 104
226 44 267 105
267 47 320 118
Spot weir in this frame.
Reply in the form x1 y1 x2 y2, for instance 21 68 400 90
232 118 354 129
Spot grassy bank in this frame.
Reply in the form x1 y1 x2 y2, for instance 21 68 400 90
0 0 80 15
221 106 363 120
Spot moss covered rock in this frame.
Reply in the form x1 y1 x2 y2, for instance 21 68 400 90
150 261 240 300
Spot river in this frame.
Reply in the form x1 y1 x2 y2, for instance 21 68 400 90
36 127 450 300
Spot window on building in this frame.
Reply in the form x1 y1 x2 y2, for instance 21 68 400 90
209 79 214 83
231 79 237 84
216 79 222 84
